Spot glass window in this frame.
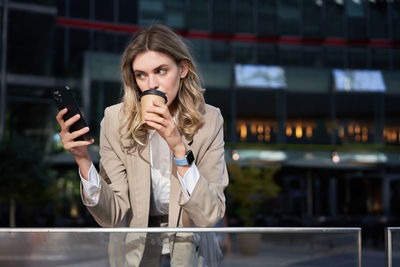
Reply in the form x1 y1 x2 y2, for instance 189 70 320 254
187 38 211 63
204 89 232 140
187 0 209 31
212 0 231 33
324 1 345 38
57 0 65 16
93 31 120 53
257 0 277 36
394 49 400 70
198 63 231 88
210 41 231 63
302 46 323 68
278 0 300 36
234 0 254 34
348 47 367 69
70 0 90 19
54 28 66 76
368 1 388 39
90 81 122 136
392 0 400 41
95 0 114 21
385 94 400 146
257 44 277 65
303 0 323 38
119 0 139 24
165 0 186 29
236 90 276 116
67 29 90 77
233 42 255 64
7 94 54 146
139 0 164 25
335 93 377 144
346 0 366 40
235 90 277 143
370 47 390 70
279 45 301 66
286 93 331 144
7 11 55 76
324 46 345 69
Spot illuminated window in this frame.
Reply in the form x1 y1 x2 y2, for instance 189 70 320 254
295 125 303 139
306 126 312 138
286 126 293 136
240 124 247 141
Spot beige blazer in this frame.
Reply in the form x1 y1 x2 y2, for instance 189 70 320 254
86 103 229 230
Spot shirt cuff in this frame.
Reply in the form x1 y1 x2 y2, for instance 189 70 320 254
80 164 101 206
177 163 200 200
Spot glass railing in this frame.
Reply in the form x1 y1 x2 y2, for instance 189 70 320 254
0 227 361 267
385 227 400 267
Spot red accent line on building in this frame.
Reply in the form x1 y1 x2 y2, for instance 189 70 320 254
56 17 400 48
56 17 141 33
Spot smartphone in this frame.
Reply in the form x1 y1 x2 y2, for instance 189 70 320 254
51 86 92 141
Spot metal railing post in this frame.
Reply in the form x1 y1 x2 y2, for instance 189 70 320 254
358 228 362 267
386 227 392 267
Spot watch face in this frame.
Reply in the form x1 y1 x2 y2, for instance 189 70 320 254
187 150 194 165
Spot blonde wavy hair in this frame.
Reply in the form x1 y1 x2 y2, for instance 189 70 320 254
120 24 205 152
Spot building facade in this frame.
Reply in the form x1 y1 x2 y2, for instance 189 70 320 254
1 0 400 234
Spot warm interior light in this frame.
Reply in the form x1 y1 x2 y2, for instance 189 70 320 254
355 125 361 135
240 124 247 141
295 125 303 138
362 134 368 142
265 126 271 142
251 124 257 135
306 126 312 138
286 126 292 136
348 124 354 135
339 126 345 138
362 127 368 135
257 125 264 134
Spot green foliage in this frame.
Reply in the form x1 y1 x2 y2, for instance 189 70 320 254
0 136 54 203
227 163 280 226
51 169 82 218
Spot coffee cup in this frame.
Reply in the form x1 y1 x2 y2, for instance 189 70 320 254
139 89 168 126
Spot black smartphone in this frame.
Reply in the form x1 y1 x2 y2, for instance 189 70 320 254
51 86 92 141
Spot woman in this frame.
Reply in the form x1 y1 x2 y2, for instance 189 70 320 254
56 24 228 266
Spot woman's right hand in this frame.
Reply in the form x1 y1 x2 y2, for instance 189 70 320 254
56 109 94 179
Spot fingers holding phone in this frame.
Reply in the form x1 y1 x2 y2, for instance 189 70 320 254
56 108 94 158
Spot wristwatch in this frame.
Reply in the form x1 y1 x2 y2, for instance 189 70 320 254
174 150 194 166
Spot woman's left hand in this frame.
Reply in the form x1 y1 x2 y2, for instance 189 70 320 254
144 100 187 158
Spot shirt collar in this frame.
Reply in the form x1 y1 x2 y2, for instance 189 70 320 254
148 129 156 140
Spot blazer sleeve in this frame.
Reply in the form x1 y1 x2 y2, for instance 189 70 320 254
179 107 229 227
85 107 131 227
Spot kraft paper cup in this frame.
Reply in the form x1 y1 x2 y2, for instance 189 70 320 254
139 90 167 127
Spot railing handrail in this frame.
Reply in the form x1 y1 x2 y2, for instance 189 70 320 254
0 227 361 233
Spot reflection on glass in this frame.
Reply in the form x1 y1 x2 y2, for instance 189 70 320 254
0 230 360 267
235 64 287 88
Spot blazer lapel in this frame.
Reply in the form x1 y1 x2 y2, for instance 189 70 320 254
131 144 151 227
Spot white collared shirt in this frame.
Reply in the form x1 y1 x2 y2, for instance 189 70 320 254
80 131 200 215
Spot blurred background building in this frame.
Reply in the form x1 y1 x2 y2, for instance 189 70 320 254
0 0 400 248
